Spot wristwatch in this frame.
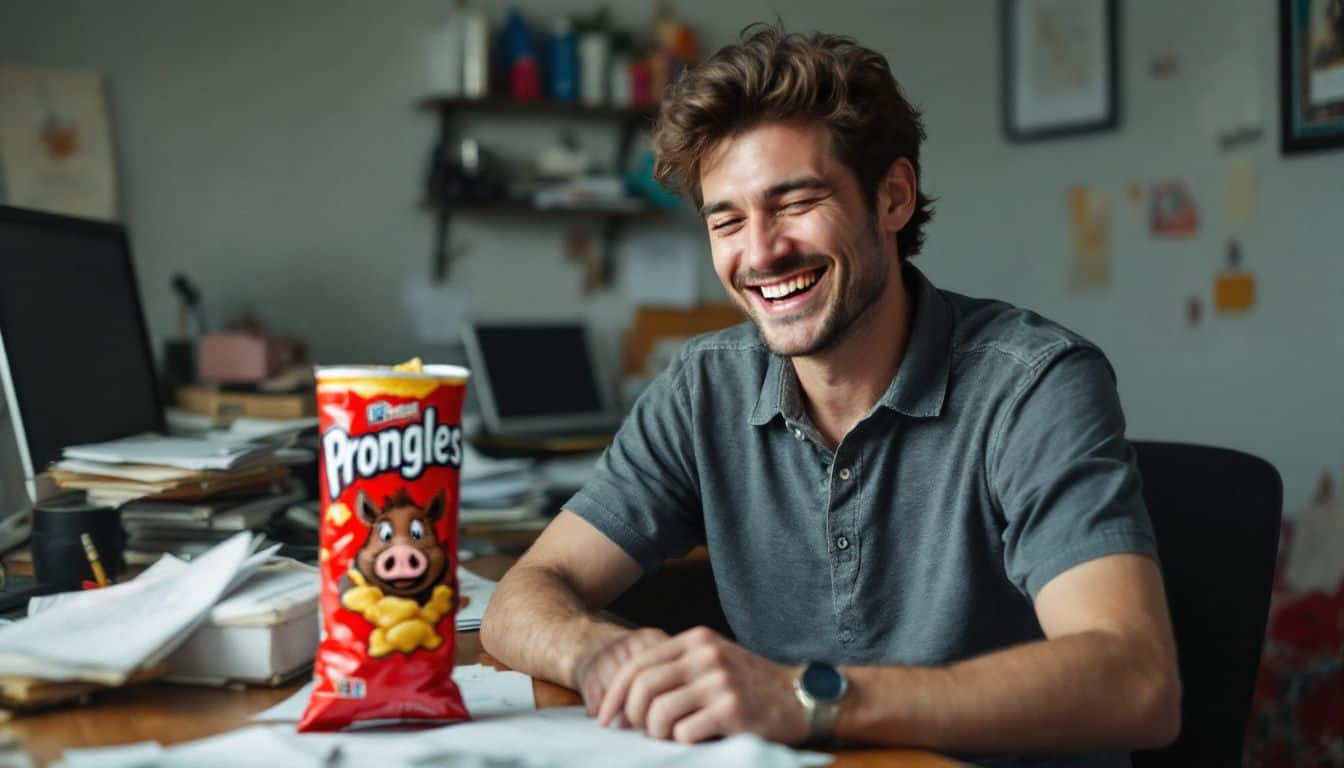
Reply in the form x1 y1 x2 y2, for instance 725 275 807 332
793 661 849 744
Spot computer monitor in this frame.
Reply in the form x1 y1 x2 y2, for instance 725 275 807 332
0 205 165 501
461 321 620 436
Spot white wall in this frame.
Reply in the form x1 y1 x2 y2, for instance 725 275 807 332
3 0 1342 512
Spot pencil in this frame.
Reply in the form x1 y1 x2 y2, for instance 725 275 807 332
80 532 109 588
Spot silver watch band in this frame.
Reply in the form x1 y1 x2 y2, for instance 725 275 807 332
793 662 847 745
799 688 841 744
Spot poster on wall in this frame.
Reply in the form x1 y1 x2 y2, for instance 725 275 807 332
1280 0 1344 153
1066 185 1112 291
0 65 119 220
1002 0 1119 141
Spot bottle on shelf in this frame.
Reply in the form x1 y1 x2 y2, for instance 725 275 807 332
426 0 466 97
548 17 579 103
462 10 490 99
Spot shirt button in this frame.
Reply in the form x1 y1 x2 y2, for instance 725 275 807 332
793 428 803 440
835 535 850 550
838 467 852 480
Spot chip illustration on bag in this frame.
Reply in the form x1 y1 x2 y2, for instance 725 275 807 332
299 361 471 731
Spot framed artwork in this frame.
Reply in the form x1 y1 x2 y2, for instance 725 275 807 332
1002 0 1119 141
1280 0 1344 154
0 65 118 220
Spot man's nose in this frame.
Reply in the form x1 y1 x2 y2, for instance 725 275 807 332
744 215 791 272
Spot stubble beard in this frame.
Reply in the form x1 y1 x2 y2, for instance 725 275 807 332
747 223 890 359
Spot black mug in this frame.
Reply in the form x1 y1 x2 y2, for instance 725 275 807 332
31 497 124 590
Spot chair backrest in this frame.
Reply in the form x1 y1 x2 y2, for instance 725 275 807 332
1129 441 1282 768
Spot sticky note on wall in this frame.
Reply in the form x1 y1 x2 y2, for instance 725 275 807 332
1214 239 1255 313
1215 272 1255 312
1224 157 1255 225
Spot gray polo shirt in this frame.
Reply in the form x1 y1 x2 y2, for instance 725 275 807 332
565 264 1154 767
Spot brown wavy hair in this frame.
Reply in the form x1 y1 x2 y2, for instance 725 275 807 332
652 24 935 259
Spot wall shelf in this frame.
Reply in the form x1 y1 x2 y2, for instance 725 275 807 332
417 96 657 122
419 96 662 283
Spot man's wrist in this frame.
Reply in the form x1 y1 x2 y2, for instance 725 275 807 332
793 661 850 745
566 618 631 690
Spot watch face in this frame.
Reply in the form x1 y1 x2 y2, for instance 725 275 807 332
801 662 845 702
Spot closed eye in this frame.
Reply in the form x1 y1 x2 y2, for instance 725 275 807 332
709 216 744 233
780 197 821 214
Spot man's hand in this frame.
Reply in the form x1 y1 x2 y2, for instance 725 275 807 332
574 628 670 716
595 626 808 745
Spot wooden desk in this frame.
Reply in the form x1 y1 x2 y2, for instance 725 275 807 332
1 556 959 767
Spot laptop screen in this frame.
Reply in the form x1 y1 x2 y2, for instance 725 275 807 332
463 322 615 434
0 206 164 479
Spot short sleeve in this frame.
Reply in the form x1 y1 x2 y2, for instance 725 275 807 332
562 354 704 573
988 346 1157 598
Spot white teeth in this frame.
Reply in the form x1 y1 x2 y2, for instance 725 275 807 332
759 271 818 300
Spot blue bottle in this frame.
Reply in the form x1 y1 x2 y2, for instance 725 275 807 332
548 18 578 102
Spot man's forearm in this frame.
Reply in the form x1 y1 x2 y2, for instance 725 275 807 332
837 630 1180 753
479 563 630 689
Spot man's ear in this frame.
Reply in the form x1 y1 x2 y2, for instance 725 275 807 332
875 157 917 243
356 491 379 525
424 489 445 522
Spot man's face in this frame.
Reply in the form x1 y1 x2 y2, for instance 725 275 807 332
699 121 892 358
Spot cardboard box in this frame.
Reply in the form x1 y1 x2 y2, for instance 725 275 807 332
177 386 315 421
197 333 306 384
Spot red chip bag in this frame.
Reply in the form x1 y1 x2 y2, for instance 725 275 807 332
299 362 471 731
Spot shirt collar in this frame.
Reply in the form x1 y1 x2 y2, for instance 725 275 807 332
748 263 953 427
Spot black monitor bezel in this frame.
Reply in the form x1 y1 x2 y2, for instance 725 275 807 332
0 205 166 488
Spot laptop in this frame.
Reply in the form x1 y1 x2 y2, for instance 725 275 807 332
460 321 622 439
0 205 165 505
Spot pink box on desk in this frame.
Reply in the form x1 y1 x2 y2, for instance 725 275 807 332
197 332 303 384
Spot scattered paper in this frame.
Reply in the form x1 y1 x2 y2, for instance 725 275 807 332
1066 185 1112 291
61 742 163 768
1150 181 1199 238
455 567 496 632
0 534 271 683
252 664 534 724
62 436 272 472
622 235 699 308
1224 156 1255 225
70 706 831 768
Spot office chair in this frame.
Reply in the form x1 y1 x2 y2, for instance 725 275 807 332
1129 441 1282 768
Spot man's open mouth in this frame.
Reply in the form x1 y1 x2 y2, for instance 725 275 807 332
752 267 826 304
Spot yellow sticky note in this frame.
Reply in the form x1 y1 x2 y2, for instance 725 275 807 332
1067 186 1113 291
1224 157 1254 225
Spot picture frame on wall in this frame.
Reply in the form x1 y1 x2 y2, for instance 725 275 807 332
1002 0 1119 142
1280 0 1344 154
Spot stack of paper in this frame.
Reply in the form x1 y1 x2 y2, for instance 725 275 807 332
455 567 496 632
0 533 275 687
50 435 287 506
63 435 275 471
459 444 545 526
29 552 319 687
